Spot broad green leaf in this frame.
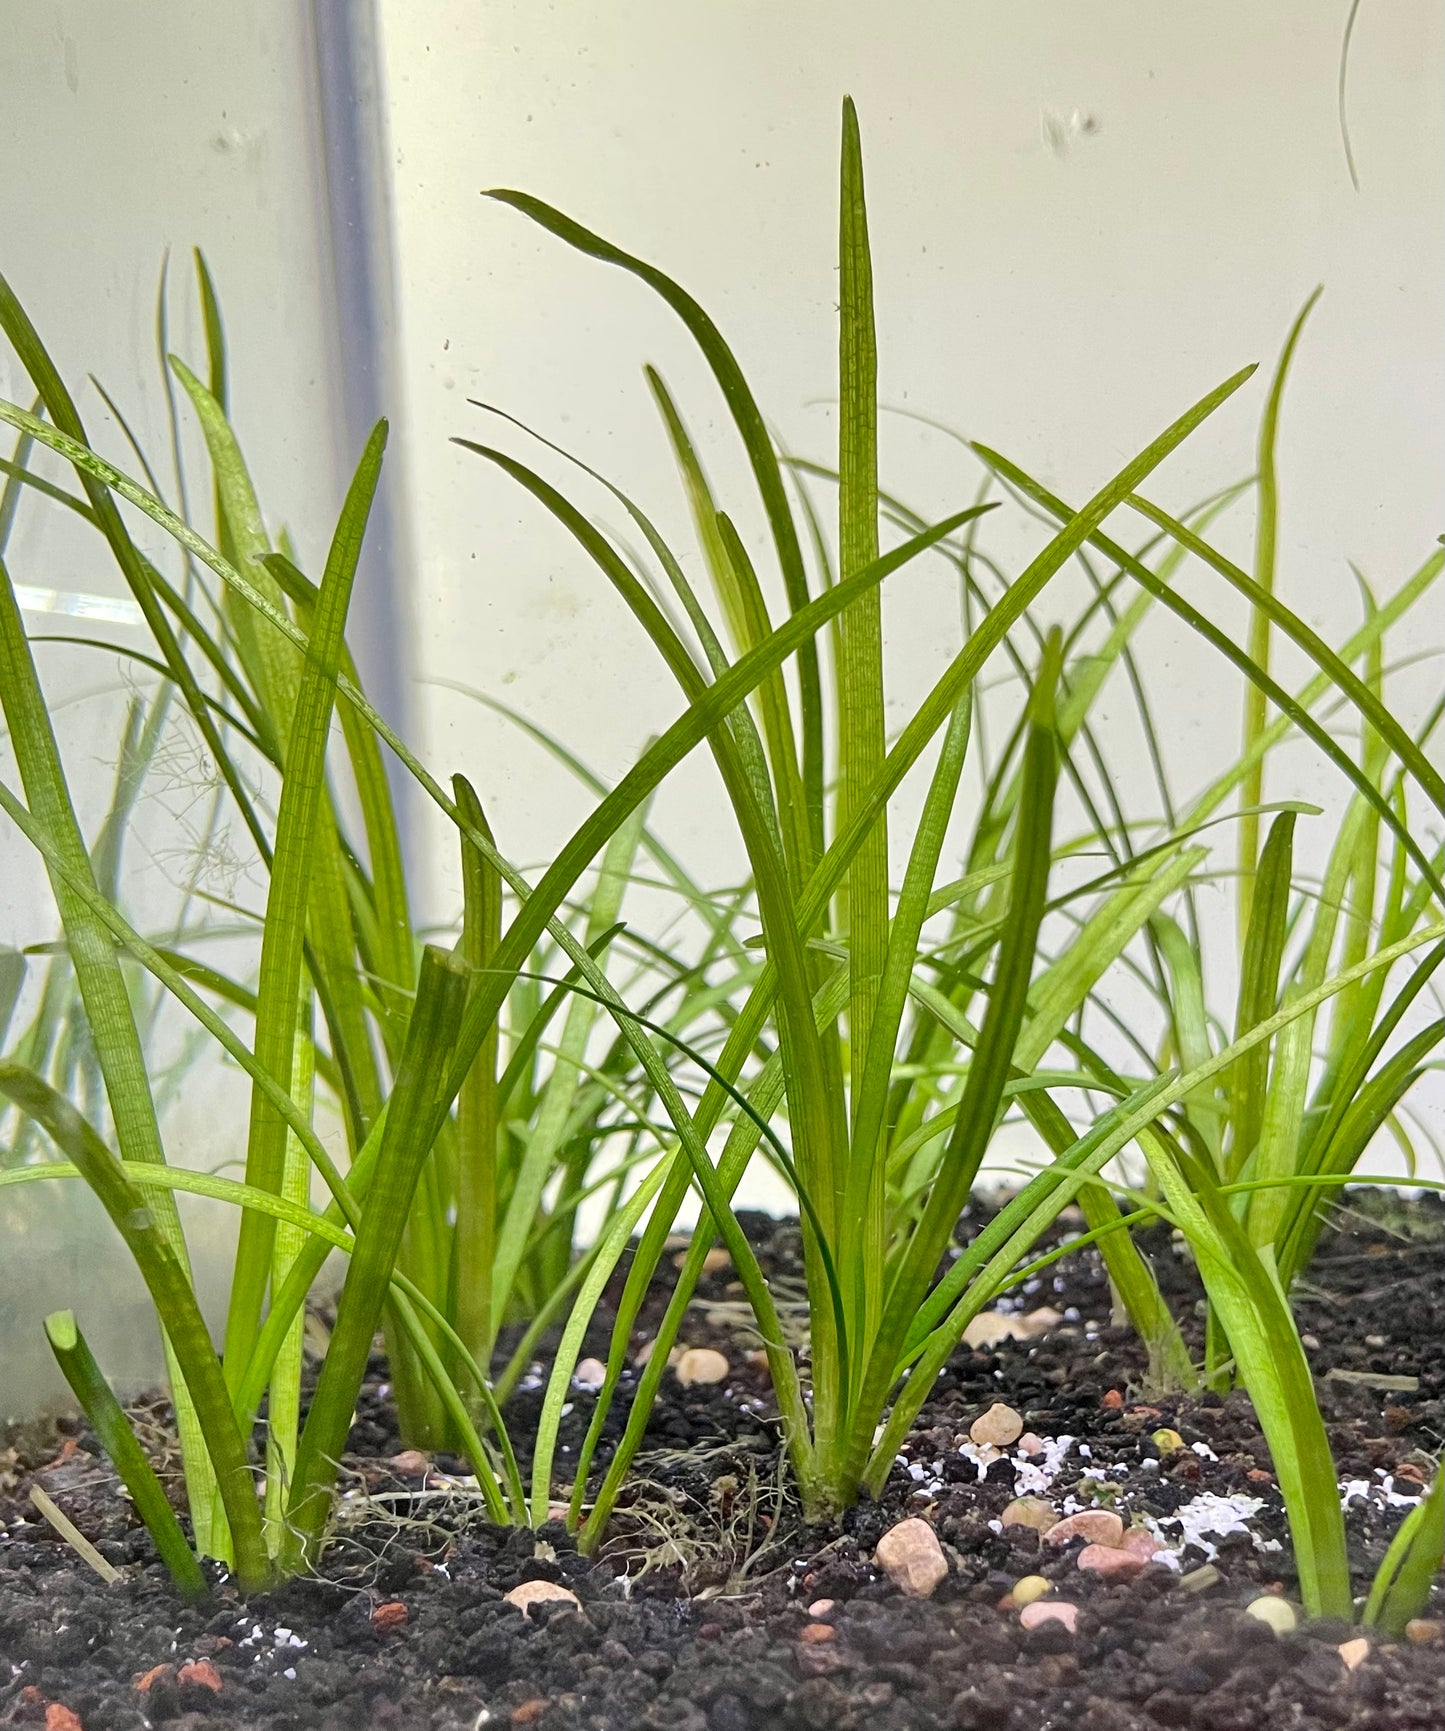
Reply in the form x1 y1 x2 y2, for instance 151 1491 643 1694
1229 811 1295 1182
454 775 502 1363
223 421 385 1385
836 94 889 1174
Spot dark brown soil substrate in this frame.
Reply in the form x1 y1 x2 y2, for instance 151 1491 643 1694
2 1191 1441 1730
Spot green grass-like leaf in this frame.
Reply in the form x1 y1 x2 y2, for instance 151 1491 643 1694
44 1309 207 1597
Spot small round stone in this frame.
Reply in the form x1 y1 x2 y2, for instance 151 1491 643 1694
504 1580 581 1617
1118 1527 1163 1561
1243 1595 1297 1635
1405 1618 1443 1646
175 1661 223 1693
962 1310 1024 1348
572 1357 607 1391
970 1402 1025 1449
1337 1637 1369 1671
1043 1510 1125 1550
1020 1600 1079 1634
1077 1543 1144 1580
1001 1496 1059 1535
1010 1575 1052 1607
875 1517 948 1598
807 1598 836 1619
675 1347 730 1386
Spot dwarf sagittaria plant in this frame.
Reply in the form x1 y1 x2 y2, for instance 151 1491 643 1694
0 245 751 1585
460 99 1263 1532
968 291 1445 1621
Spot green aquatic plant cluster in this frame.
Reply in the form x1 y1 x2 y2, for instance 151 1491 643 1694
0 100 1439 1626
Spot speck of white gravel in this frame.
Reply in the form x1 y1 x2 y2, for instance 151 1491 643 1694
1146 1491 1280 1560
1012 1434 1075 1496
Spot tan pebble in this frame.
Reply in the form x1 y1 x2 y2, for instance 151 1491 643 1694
675 1347 730 1387
511 1703 548 1726
371 1601 408 1631
632 1338 655 1367
1102 1389 1124 1409
875 1517 948 1598
504 1580 581 1617
1017 1306 1064 1337
744 1349 771 1375
388 1449 430 1475
45 1709 84 1731
963 1311 1025 1349
1016 1432 1047 1456
1243 1595 1297 1635
176 1660 223 1692
970 1402 1025 1449
572 1357 607 1391
799 1623 835 1644
1077 1543 1145 1580
1118 1527 1163 1560
134 1665 174 1694
1338 1637 1369 1671
1001 1496 1059 1535
1150 1428 1185 1455
1405 1618 1443 1646
1010 1575 1052 1608
1178 1564 1221 1593
807 1598 836 1618
1020 1600 1079 1634
1043 1510 1125 1550
701 1247 731 1274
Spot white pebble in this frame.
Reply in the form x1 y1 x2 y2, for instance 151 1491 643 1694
1244 1595 1297 1634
